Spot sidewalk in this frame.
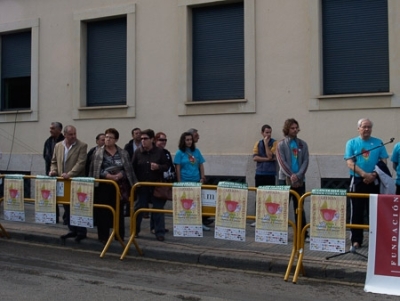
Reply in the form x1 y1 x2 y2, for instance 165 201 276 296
0 203 369 283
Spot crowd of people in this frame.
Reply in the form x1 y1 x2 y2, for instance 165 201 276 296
43 117 397 250
43 123 210 243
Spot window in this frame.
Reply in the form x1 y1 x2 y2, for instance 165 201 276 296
192 2 244 101
86 17 127 106
0 18 38 122
73 4 136 120
322 0 389 95
178 0 255 116
1 31 32 110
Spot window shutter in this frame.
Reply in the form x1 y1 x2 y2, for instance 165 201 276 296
192 2 244 101
1 31 31 78
322 0 389 95
87 17 127 106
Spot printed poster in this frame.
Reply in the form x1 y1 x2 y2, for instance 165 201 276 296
4 175 25 222
70 178 94 228
365 194 400 296
35 177 57 223
255 186 290 244
215 181 248 242
173 182 202 237
310 189 346 253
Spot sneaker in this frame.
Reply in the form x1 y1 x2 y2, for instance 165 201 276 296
305 237 310 243
202 224 210 231
250 222 256 227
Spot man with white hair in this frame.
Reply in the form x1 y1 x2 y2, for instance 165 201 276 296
344 118 388 250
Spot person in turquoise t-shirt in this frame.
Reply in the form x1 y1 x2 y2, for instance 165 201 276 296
344 118 388 250
174 131 208 230
391 142 400 193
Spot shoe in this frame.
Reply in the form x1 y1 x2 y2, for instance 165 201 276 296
156 236 165 242
151 229 169 234
60 232 77 240
305 237 310 243
75 234 87 243
203 219 214 226
350 242 360 253
202 224 210 231
250 222 256 227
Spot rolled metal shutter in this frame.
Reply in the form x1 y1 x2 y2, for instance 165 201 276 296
87 17 127 106
322 0 389 95
192 2 244 101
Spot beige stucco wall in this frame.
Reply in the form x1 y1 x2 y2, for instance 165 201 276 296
0 0 399 192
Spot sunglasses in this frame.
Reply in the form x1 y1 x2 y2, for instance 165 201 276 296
158 139 167 142
141 137 150 140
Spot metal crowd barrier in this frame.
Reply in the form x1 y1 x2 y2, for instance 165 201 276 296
290 192 370 283
0 175 122 258
120 181 298 277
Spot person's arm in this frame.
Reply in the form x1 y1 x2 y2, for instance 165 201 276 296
199 163 205 183
346 158 377 184
276 140 292 177
253 140 274 162
296 140 309 181
49 145 59 176
175 164 181 182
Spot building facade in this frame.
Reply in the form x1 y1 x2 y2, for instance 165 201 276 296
0 0 399 193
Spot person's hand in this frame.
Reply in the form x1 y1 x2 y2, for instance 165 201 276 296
150 162 159 170
49 171 57 177
61 173 70 179
363 172 376 184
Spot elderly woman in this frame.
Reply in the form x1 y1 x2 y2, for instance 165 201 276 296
89 128 137 244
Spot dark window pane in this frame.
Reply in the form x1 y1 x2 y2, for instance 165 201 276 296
2 77 31 110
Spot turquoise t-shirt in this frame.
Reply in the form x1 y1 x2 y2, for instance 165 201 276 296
290 139 299 173
391 142 400 185
174 148 205 182
344 136 389 176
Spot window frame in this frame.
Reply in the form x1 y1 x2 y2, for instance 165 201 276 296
72 4 136 120
309 0 400 111
0 19 39 123
177 0 255 116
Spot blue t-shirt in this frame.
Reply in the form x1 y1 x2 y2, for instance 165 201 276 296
174 148 205 182
391 142 400 185
344 136 389 176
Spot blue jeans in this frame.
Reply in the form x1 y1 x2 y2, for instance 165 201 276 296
134 187 166 237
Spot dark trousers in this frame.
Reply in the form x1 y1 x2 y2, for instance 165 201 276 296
94 183 124 241
64 205 87 236
135 187 166 237
255 174 276 187
279 179 307 235
350 177 379 246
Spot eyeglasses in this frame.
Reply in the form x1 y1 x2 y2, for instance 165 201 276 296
141 137 150 140
158 139 167 142
105 136 116 139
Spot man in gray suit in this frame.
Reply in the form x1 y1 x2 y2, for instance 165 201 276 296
50 125 88 243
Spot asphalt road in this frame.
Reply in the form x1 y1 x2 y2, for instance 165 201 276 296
0 239 396 301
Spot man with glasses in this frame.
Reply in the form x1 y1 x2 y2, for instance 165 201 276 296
344 118 388 250
132 129 169 241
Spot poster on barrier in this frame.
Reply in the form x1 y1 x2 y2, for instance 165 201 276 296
255 186 290 244
35 177 57 224
310 189 346 253
365 194 400 296
215 182 248 242
4 175 25 222
172 182 202 237
70 178 94 228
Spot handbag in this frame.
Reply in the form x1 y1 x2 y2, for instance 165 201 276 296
153 186 172 200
